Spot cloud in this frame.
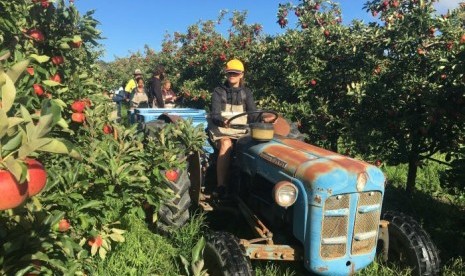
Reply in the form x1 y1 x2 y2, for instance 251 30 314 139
434 0 462 13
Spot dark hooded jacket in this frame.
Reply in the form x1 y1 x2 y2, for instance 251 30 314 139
210 84 259 127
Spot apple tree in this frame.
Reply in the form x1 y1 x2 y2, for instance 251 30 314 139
350 0 465 193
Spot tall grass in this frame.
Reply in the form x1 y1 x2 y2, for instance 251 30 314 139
91 214 180 276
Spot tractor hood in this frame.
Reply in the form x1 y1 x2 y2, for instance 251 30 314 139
244 136 385 192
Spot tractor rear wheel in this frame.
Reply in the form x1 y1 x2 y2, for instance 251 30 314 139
203 231 254 276
381 211 441 276
142 120 194 235
156 169 192 235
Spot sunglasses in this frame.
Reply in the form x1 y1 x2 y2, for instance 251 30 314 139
226 72 242 77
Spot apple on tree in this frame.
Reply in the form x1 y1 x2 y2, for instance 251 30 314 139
33 84 44 96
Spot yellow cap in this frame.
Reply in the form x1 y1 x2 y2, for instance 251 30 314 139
225 59 244 73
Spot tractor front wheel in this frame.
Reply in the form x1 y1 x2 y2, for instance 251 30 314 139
380 211 441 276
203 231 254 276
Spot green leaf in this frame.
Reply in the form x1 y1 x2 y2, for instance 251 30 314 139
0 109 8 139
59 43 71 49
192 260 205 276
36 139 80 159
0 50 10 61
98 247 107 259
20 105 32 123
1 72 15 112
76 200 102 211
91 244 98 256
191 237 206 262
6 59 30 83
180 255 191 276
32 251 50 262
109 233 125 243
3 158 26 182
52 98 67 108
17 138 52 159
29 54 50 63
8 117 24 129
57 87 69 93
2 131 23 156
56 118 69 129
110 228 126 235
40 101 62 127
43 80 61 87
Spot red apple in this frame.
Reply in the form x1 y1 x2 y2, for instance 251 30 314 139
460 34 465 44
33 84 44 96
70 40 82 48
71 112 85 123
165 170 178 182
375 160 382 167
41 0 50 8
324 30 330 37
219 53 227 61
88 236 103 247
25 159 47 197
57 219 70 232
50 73 61 83
28 29 44 42
103 124 113 134
71 100 86 113
310 79 317 86
0 169 28 210
51 56 64 65
26 67 34 75
428 27 436 36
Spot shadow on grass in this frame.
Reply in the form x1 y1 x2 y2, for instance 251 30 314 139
382 184 465 264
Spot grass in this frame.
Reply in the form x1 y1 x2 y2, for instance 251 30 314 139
90 214 179 276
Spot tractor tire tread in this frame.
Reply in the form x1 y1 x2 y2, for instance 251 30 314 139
204 231 254 276
382 210 441 276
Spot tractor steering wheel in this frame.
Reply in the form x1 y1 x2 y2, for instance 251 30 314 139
225 110 279 130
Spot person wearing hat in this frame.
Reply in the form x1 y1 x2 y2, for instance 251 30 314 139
124 69 143 98
208 59 260 198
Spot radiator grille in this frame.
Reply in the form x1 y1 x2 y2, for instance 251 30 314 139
321 194 350 259
351 191 382 255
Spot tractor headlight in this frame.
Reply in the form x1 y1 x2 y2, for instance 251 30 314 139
273 181 298 208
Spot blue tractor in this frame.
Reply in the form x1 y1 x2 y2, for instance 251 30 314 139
136 107 440 276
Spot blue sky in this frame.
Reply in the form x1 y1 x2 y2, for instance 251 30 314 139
74 0 461 62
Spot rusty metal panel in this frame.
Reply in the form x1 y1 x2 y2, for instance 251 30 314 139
241 242 303 261
352 191 382 255
320 194 350 259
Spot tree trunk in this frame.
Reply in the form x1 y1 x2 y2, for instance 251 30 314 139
406 153 419 194
329 134 338 152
